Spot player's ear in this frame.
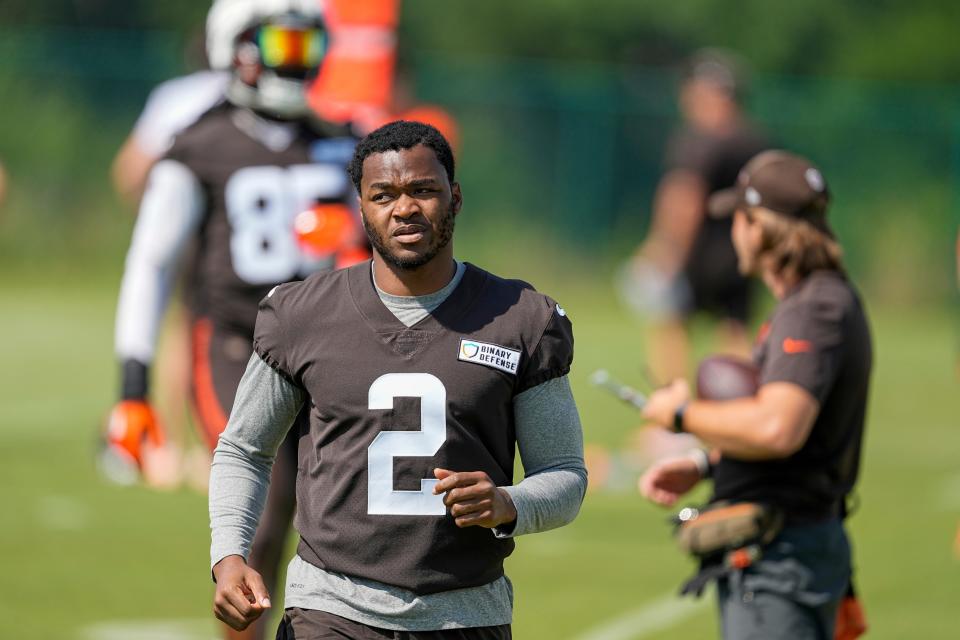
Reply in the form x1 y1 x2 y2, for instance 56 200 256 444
451 182 462 216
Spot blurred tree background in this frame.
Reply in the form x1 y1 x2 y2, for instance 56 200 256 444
1 0 959 302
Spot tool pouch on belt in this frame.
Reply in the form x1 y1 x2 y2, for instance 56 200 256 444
674 502 784 597
675 501 784 557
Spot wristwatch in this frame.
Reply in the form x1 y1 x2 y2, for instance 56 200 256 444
672 401 689 433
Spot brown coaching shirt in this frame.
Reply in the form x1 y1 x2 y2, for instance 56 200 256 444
712 270 873 521
253 262 574 594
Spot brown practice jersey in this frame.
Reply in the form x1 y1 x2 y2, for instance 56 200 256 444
253 262 574 594
712 271 873 521
165 102 357 336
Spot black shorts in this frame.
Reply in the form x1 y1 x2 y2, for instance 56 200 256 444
682 220 753 324
190 317 254 450
684 265 752 324
277 609 512 640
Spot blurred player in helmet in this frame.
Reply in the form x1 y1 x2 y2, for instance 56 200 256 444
109 1 364 637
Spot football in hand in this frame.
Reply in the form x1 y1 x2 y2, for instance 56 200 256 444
695 355 760 401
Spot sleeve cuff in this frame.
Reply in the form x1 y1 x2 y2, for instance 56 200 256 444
492 485 529 538
211 548 248 573
516 365 571 394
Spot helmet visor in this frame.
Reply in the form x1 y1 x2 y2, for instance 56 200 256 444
256 24 327 72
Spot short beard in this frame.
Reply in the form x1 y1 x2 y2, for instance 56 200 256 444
363 206 456 271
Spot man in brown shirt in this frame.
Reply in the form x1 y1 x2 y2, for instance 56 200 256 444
639 150 872 639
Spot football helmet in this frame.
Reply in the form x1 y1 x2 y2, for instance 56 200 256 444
207 0 328 119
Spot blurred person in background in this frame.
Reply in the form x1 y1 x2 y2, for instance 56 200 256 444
109 32 230 492
623 49 769 380
107 1 364 638
639 150 871 640
592 50 771 489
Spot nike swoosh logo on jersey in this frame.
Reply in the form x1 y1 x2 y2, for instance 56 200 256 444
555 303 567 317
782 337 813 354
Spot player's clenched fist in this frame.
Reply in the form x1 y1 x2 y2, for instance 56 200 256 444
432 468 518 529
212 555 271 631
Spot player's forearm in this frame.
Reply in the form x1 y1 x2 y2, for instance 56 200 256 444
502 375 587 537
209 436 273 566
113 247 175 367
683 398 790 460
500 468 586 536
209 354 306 567
114 160 203 368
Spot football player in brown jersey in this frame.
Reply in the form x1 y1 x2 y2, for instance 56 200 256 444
209 121 587 638
109 1 365 638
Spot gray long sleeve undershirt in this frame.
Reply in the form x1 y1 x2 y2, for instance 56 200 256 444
209 263 587 630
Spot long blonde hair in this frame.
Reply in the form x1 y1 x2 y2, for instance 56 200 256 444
748 206 844 279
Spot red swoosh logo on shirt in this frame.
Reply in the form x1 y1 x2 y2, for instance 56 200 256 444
782 337 813 354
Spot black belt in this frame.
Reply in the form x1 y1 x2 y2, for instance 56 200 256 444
782 500 843 525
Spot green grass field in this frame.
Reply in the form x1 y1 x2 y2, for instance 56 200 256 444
1 271 957 639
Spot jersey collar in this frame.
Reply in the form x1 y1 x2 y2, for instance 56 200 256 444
347 261 488 336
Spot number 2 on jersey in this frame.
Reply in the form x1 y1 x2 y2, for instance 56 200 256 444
367 373 447 516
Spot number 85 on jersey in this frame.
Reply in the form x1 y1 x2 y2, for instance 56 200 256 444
225 163 349 284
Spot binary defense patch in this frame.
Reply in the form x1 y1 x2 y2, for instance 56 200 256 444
458 339 521 375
